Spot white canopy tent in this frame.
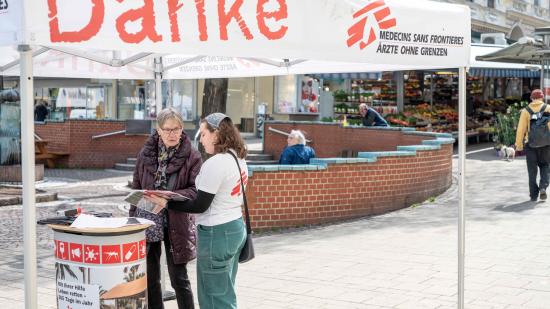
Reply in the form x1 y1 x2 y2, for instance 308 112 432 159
1 0 471 308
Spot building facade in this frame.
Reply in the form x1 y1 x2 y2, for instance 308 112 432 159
438 0 550 41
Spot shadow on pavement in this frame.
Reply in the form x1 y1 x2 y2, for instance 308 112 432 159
493 200 541 212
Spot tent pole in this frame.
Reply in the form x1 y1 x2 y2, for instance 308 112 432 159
19 44 37 309
542 61 546 104
458 66 466 309
430 73 434 110
154 57 163 116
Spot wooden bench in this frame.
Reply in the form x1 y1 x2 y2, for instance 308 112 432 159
35 140 69 168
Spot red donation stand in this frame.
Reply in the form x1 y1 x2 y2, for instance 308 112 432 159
49 224 150 309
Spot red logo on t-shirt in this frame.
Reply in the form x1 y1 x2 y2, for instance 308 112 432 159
231 171 248 197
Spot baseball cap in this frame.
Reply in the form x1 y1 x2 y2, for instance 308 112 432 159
204 113 230 129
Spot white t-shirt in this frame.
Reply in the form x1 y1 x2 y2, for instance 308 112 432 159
195 150 248 226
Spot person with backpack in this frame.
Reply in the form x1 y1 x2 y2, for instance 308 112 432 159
515 89 550 202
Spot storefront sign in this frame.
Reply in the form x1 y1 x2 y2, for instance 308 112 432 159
20 0 470 67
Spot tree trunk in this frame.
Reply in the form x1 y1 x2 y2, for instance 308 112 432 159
199 78 228 160
201 78 228 116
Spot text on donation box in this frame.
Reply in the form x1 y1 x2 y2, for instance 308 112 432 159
57 280 99 308
53 230 148 309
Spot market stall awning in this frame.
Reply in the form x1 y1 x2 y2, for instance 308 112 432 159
469 67 539 78
470 44 541 78
475 37 549 64
307 72 382 80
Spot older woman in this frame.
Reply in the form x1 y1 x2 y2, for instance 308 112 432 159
144 113 248 309
279 129 316 164
130 107 202 309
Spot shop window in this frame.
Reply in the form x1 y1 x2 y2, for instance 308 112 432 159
227 78 255 131
117 80 156 120
35 86 113 121
274 75 319 114
166 80 195 121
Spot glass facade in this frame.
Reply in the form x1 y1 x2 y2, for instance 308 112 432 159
227 78 255 131
34 84 114 121
117 80 156 120
22 76 290 132
275 75 320 114
165 79 196 121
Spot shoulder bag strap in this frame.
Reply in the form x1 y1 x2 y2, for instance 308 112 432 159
526 106 535 115
228 151 252 235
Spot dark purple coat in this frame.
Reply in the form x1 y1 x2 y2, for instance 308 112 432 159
130 131 202 264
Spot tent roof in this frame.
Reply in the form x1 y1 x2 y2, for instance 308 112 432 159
2 0 471 68
475 37 550 64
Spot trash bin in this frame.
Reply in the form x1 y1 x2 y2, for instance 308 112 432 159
50 224 150 309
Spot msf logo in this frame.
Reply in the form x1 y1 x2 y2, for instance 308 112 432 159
0 0 7 11
347 0 396 50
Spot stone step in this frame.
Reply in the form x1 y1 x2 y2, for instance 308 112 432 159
115 163 136 171
127 158 137 164
246 160 278 165
246 153 273 161
247 149 264 155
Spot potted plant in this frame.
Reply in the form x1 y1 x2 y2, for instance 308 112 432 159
332 90 348 102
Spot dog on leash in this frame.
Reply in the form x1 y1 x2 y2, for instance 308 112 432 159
495 145 516 161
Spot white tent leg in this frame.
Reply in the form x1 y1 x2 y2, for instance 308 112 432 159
155 57 163 116
20 44 37 309
458 66 466 309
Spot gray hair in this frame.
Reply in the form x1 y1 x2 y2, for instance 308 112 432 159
157 107 184 128
289 130 306 145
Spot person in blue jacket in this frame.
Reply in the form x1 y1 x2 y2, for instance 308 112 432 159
359 103 389 127
279 130 316 164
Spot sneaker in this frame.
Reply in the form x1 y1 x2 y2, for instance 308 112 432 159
531 197 538 202
541 189 547 201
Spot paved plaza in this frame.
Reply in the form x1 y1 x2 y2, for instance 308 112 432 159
1 146 550 308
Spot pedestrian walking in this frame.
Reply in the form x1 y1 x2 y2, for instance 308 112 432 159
130 107 203 309
515 89 550 202
145 113 248 309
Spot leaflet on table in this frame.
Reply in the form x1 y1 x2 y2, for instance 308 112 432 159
70 214 154 229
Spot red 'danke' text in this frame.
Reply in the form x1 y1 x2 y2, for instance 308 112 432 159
48 0 288 44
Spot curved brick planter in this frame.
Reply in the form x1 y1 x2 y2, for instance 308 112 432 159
247 122 454 231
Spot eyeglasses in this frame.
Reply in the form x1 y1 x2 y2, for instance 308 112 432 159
160 127 182 135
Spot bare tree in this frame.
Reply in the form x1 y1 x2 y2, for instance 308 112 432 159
199 78 228 160
201 78 228 115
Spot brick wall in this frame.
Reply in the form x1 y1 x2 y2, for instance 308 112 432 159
35 120 148 168
264 122 433 160
247 121 453 231
247 145 453 231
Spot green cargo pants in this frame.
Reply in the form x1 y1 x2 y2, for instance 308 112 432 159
197 218 246 309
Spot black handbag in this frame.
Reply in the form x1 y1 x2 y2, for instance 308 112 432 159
229 151 255 263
